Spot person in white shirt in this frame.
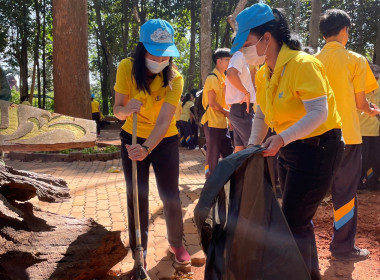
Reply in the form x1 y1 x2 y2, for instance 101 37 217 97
225 50 256 152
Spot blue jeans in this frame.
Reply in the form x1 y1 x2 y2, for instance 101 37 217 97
278 129 344 279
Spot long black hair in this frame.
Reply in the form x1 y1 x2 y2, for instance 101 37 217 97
182 93 191 108
132 42 174 94
250 8 301 51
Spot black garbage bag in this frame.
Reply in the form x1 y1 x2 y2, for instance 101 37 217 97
194 147 311 280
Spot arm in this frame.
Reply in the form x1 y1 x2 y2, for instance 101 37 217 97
355 91 380 117
248 105 269 146
113 91 142 120
208 89 229 118
262 96 328 157
126 102 176 161
227 67 251 112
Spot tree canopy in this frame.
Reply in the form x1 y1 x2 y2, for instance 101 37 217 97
0 0 379 116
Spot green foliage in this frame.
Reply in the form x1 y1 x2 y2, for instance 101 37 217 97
57 145 119 154
1 0 379 113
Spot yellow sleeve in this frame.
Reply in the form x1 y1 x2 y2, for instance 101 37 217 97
254 66 267 106
352 56 369 94
294 60 328 101
114 58 132 95
164 72 183 107
364 60 379 94
205 75 219 94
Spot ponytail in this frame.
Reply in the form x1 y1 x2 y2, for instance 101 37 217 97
250 8 301 51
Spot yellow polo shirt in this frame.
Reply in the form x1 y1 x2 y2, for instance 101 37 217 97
256 44 341 138
179 100 194 121
114 58 183 139
91 100 100 113
359 80 380 136
316 41 378 144
175 101 182 121
201 69 228 129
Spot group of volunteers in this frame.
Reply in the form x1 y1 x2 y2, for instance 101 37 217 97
112 3 380 280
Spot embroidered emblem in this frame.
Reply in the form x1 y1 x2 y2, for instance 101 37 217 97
155 96 162 101
150 28 172 43
279 92 284 98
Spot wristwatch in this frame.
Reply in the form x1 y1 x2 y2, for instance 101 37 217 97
142 145 151 154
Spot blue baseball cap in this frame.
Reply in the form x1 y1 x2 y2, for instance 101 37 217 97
231 3 275 54
139 19 179 57
90 93 95 99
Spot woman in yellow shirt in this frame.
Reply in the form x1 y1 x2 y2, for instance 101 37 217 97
231 4 343 279
113 19 190 273
179 92 196 149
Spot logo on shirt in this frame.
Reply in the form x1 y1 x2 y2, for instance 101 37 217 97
155 96 162 101
279 92 284 98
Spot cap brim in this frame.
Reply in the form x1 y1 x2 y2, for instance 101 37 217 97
143 42 180 57
230 29 250 54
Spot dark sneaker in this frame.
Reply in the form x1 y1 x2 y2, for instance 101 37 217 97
331 246 370 261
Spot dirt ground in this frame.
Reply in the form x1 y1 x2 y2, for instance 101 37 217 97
185 190 380 280
315 191 380 280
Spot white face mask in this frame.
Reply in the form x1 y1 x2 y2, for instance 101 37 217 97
145 58 170 74
241 36 268 66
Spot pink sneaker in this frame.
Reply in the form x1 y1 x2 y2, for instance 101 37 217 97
169 245 191 264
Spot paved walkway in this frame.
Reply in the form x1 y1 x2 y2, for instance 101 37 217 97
4 132 207 280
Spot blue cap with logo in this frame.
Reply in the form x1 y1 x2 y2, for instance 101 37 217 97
139 19 179 57
231 3 275 54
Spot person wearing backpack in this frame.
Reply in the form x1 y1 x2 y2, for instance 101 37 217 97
201 48 233 178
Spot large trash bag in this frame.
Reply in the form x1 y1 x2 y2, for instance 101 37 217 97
194 147 311 280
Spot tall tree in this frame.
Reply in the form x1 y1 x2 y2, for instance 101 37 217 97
29 0 41 104
187 0 197 92
200 0 212 85
375 22 380 64
93 0 117 103
53 0 91 119
309 0 322 51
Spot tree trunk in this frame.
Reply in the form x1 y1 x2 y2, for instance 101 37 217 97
97 38 110 115
29 0 42 104
375 21 380 64
227 0 247 31
200 0 212 86
0 165 128 280
122 0 130 57
93 0 116 105
187 0 197 92
294 0 301 34
53 0 91 119
42 0 47 110
19 2 29 102
309 0 322 51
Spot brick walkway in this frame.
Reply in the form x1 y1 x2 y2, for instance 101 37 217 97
4 139 206 280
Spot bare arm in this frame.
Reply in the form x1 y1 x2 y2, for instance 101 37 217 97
126 102 176 161
113 91 142 120
208 89 229 118
142 102 176 150
355 91 380 117
226 67 250 94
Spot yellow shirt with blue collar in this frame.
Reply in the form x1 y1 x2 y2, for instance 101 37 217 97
114 58 183 139
255 44 341 138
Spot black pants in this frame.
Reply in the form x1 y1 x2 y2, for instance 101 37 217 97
120 131 184 257
278 129 344 279
92 112 101 134
179 120 195 149
203 122 233 178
